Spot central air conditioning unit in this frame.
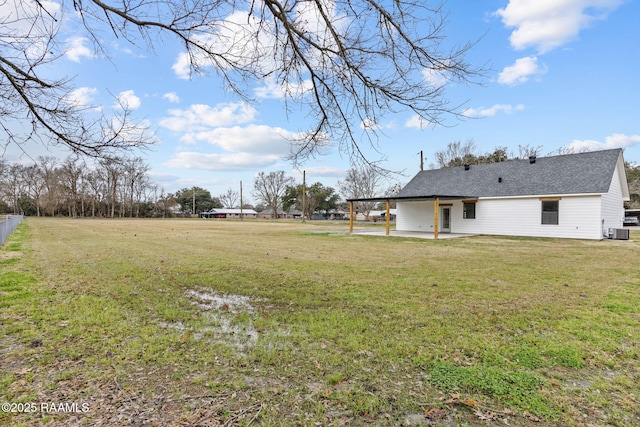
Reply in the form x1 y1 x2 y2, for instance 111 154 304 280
608 228 629 240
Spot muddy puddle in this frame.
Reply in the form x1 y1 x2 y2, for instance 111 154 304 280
186 289 256 314
158 288 267 353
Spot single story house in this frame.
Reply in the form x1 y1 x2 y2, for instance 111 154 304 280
201 208 258 219
311 210 349 220
257 209 302 219
355 209 397 221
349 149 630 240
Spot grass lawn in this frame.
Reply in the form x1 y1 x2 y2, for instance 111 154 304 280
1 218 639 426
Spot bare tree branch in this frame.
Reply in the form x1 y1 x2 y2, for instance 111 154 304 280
2 0 484 163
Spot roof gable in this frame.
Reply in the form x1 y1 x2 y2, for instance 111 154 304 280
398 149 624 199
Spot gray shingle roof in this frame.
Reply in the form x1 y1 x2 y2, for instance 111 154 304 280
397 149 623 199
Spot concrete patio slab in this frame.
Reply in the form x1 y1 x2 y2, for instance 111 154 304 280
351 230 475 239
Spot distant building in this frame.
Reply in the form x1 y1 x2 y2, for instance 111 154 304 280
201 208 258 219
257 209 302 219
355 209 397 222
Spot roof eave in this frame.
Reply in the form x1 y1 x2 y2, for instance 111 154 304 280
347 195 475 202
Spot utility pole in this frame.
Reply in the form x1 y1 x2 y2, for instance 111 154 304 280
192 188 196 217
240 181 243 221
302 170 306 223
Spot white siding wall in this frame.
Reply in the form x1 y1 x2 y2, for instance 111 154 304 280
601 164 625 233
397 195 604 239
469 196 602 239
396 201 434 232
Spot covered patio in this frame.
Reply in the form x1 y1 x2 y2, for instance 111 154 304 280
347 195 474 239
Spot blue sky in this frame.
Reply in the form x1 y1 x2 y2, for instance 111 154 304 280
5 0 640 202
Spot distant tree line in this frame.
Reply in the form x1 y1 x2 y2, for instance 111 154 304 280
0 156 260 218
0 156 395 219
431 139 543 169
0 156 174 217
251 168 397 220
283 182 341 219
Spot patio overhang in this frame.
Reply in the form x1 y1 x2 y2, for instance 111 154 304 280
346 195 477 239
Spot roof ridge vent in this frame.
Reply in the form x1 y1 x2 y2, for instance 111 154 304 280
529 155 537 164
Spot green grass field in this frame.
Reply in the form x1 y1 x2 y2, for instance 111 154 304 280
1 218 639 426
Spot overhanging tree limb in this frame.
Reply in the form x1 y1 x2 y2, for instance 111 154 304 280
2 0 484 163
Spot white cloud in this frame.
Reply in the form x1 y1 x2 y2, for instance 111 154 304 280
185 124 295 155
66 87 98 108
254 76 313 100
163 92 180 103
566 133 640 152
302 166 347 178
359 117 397 131
498 56 546 86
111 42 147 58
421 68 447 88
294 0 340 35
159 102 257 132
65 37 94 62
115 90 141 110
292 0 346 58
360 118 380 131
104 116 153 144
166 151 282 171
172 2 345 85
0 0 61 61
405 115 432 130
172 10 277 80
495 0 623 53
171 52 194 80
161 101 304 172
462 104 525 118
112 42 133 55
166 124 297 171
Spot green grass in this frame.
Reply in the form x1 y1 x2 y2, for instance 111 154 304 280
1 218 639 426
427 362 547 413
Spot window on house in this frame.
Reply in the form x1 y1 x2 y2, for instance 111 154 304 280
541 200 559 225
463 202 476 219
